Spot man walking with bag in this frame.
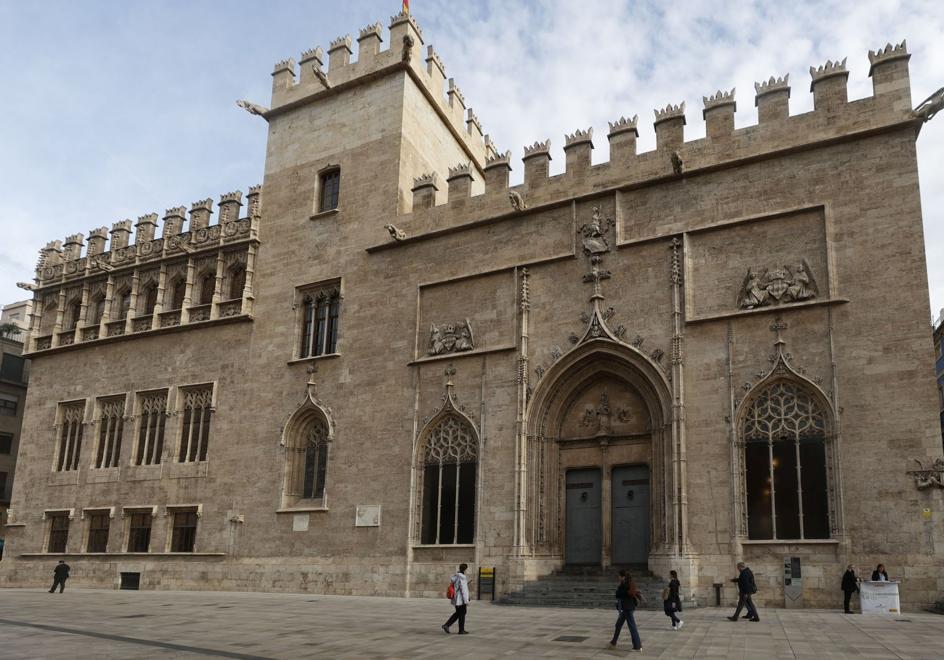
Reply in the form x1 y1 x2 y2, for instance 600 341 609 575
442 563 470 635
728 561 759 622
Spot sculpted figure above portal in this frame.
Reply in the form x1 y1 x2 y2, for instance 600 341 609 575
738 260 818 309
428 319 474 355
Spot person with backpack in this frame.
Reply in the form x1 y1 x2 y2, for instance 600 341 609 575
662 569 683 630
727 561 759 622
609 570 642 651
441 563 470 635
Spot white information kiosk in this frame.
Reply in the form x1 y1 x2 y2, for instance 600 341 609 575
860 581 901 614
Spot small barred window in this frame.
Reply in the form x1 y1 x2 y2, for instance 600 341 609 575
319 169 340 212
178 385 213 463
126 511 152 552
86 512 110 553
170 510 198 552
47 514 70 553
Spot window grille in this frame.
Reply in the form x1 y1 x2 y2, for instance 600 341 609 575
127 512 152 552
178 386 213 463
56 403 85 471
0 432 12 454
300 290 340 358
421 415 478 545
0 355 25 383
95 398 125 469
47 514 70 553
303 419 329 499
135 391 167 466
742 381 830 540
319 169 340 212
170 511 198 552
86 512 110 553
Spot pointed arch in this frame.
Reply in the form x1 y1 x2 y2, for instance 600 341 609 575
413 385 480 546
524 337 674 556
280 395 335 508
734 353 838 540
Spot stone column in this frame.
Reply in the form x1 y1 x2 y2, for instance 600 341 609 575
98 274 115 337
151 262 167 330
210 250 224 320
74 281 90 344
51 287 66 348
125 269 140 333
181 257 195 324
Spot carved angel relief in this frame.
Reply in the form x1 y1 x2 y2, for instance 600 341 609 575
909 457 944 490
738 259 818 309
428 319 474 356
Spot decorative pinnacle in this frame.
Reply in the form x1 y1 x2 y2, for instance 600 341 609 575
608 115 639 136
754 74 790 96
390 10 423 39
426 45 445 73
164 206 187 218
272 58 295 75
485 150 512 169
809 57 848 84
703 88 736 111
412 172 439 190
329 35 353 52
523 140 551 158
868 40 908 75
88 227 109 239
110 219 132 232
358 22 383 41
447 162 473 179
220 190 243 204
654 102 686 123
447 78 465 107
299 47 324 64
564 127 593 148
191 198 213 211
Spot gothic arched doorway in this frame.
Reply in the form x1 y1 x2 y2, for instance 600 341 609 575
525 339 672 568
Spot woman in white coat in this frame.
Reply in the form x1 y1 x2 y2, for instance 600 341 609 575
442 563 471 634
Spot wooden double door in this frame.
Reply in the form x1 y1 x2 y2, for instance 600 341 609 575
565 465 650 565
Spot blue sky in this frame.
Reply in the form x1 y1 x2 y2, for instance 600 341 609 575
2 1 943 315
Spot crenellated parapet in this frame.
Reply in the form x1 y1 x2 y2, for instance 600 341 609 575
266 14 489 168
395 41 917 239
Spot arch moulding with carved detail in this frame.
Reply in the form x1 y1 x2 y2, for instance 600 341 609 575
277 382 336 511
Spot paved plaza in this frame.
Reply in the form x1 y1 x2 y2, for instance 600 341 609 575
1 588 943 659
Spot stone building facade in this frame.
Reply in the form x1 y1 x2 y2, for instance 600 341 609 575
2 14 943 608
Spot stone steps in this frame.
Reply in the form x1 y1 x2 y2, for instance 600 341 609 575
498 567 671 610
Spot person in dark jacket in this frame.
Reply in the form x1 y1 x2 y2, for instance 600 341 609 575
727 561 759 622
871 564 889 582
609 570 642 651
49 560 70 594
841 564 859 613
663 570 683 630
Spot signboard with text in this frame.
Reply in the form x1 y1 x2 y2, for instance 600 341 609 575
860 581 901 614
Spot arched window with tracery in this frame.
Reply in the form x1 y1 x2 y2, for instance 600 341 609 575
283 408 331 506
228 266 246 301
198 272 215 306
741 380 831 540
420 414 478 545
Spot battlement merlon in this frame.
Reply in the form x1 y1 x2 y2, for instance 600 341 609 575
447 162 474 200
564 128 594 173
63 233 85 261
654 103 686 150
412 172 439 209
810 58 849 109
484 150 512 191
703 89 736 138
868 40 911 110
357 23 384 65
110 220 133 249
86 227 109 257
754 75 790 123
135 214 159 243
608 115 639 164
328 35 354 70
523 140 552 187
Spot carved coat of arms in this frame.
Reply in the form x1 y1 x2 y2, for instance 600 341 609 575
738 259 818 309
428 319 474 356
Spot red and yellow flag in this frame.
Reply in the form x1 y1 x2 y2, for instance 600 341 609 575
403 0 410 14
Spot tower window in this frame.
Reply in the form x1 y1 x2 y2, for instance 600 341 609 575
319 169 340 212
